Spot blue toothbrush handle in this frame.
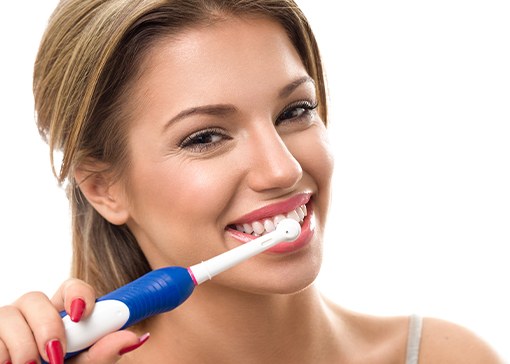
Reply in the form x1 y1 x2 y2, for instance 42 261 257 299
98 266 195 328
43 266 195 362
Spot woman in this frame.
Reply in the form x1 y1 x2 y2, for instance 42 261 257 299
0 0 502 363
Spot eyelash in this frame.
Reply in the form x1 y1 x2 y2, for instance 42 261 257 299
275 100 319 126
179 100 319 152
179 127 231 153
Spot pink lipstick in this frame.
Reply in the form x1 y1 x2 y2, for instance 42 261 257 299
226 193 315 254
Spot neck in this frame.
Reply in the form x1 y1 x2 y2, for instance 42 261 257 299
135 282 342 363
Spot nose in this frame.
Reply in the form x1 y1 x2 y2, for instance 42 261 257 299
245 125 303 193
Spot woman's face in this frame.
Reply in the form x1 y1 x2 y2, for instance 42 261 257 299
117 16 333 294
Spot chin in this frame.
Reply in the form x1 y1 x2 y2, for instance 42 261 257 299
231 253 323 296
264 272 320 296
204 230 324 298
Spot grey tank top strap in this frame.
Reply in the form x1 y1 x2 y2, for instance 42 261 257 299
405 314 423 364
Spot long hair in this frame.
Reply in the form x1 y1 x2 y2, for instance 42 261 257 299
33 0 327 295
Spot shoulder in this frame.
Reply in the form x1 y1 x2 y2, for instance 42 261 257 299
419 317 503 363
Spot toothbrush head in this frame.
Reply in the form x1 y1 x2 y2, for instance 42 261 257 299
275 218 301 242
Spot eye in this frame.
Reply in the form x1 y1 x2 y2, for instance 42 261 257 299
276 100 318 126
180 128 232 152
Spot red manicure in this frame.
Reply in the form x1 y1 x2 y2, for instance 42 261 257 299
119 333 150 355
70 297 86 322
45 339 64 364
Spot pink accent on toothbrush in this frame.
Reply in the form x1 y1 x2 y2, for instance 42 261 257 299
188 268 198 286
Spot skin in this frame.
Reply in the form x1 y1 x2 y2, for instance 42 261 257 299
0 16 502 364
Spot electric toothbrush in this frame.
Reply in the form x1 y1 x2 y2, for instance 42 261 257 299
52 218 300 360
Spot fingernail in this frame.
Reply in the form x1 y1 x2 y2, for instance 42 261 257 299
119 333 150 355
70 297 86 322
45 339 64 364
26 361 36 364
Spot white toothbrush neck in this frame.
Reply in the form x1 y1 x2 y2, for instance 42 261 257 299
188 219 300 285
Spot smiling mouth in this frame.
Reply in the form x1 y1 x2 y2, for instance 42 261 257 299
227 204 307 237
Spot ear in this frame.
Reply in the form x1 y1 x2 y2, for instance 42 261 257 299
74 162 130 226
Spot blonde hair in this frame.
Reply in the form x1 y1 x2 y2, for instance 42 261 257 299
34 0 327 295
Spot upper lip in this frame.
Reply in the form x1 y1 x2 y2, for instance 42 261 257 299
228 192 312 226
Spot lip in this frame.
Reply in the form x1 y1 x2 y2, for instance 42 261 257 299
226 193 315 254
228 192 312 225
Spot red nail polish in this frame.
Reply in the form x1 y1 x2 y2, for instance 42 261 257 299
70 297 86 322
45 339 64 364
26 361 37 364
119 333 150 355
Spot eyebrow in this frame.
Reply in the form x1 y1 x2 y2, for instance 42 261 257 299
278 75 315 99
164 104 237 130
163 75 315 130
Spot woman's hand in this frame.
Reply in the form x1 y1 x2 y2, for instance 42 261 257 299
0 279 149 364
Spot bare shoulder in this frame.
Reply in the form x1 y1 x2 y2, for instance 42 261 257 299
419 317 503 363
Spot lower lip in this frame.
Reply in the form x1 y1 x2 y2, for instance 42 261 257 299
226 202 315 254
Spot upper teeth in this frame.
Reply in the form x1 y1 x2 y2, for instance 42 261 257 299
234 204 307 236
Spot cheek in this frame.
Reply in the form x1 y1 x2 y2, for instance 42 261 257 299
291 125 334 188
124 158 241 268
171 163 239 222
288 125 334 218
131 161 235 224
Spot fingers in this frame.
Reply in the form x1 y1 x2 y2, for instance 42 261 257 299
0 291 65 364
0 337 8 363
0 279 142 364
0 337 10 364
0 279 99 364
15 291 66 363
0 303 40 364
51 278 97 322
70 330 150 364
50 280 151 363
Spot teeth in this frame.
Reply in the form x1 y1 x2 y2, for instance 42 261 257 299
252 221 265 235
232 204 307 236
286 210 300 222
263 219 275 233
273 214 285 226
296 207 305 221
242 223 254 234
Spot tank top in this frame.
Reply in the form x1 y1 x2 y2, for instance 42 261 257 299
405 315 423 364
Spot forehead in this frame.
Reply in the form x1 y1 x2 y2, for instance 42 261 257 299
129 16 308 112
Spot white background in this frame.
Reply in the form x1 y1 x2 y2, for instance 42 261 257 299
0 1 508 361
